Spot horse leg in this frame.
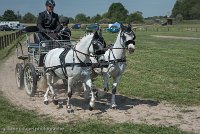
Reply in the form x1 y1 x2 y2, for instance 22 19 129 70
102 72 109 92
45 73 58 105
44 87 50 105
111 75 121 108
83 82 90 100
66 77 73 112
85 78 96 111
62 79 68 87
43 73 51 105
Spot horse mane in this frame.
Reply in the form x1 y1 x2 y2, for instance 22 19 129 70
76 33 94 45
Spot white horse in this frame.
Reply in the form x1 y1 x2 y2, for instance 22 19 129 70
38 31 106 111
91 24 136 108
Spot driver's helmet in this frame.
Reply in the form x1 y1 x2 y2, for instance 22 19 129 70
46 0 55 7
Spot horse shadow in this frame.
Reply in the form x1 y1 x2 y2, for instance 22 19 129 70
36 84 159 112
59 91 160 112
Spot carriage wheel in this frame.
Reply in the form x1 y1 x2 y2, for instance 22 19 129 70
24 63 37 97
15 63 24 89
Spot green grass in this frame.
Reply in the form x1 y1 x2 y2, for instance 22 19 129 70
0 31 16 36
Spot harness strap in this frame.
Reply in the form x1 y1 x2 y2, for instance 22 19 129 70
93 58 127 68
44 62 93 73
59 47 70 79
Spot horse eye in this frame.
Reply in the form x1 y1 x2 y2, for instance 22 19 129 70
93 44 99 49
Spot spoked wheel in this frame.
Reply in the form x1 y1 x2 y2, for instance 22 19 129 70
15 63 24 89
24 63 37 97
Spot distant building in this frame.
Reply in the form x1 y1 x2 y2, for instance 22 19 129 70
167 18 174 25
0 21 20 28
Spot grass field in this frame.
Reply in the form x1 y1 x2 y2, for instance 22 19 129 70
0 24 199 133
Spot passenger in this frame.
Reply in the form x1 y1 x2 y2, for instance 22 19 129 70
37 0 62 41
59 17 71 41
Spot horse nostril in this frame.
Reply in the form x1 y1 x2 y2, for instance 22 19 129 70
129 48 135 53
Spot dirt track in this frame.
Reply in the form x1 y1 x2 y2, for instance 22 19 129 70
0 52 200 134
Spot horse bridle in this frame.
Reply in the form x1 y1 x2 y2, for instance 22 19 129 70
120 30 136 49
88 36 106 56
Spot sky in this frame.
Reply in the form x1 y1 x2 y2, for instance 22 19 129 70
0 0 177 18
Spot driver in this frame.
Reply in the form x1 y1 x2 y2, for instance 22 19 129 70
37 0 62 41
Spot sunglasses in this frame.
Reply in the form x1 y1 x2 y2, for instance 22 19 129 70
47 5 54 8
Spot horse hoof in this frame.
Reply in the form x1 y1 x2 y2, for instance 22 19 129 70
111 104 117 109
58 103 63 108
89 106 93 111
97 90 106 98
67 109 74 113
53 100 58 105
44 101 49 105
104 88 108 92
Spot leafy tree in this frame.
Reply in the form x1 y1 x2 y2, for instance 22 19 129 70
75 13 88 23
21 12 36 23
172 0 200 20
176 14 183 22
126 11 144 23
2 10 17 21
68 17 75 23
107 3 128 22
90 14 102 23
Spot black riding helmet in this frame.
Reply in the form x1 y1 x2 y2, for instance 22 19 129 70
46 0 55 7
59 17 69 25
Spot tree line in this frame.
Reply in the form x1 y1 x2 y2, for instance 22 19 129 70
172 0 200 20
0 3 144 24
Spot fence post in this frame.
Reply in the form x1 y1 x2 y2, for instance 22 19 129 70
0 36 3 50
0 30 23 50
6 35 10 46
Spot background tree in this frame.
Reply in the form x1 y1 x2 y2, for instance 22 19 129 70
2 10 17 21
172 0 200 20
126 11 144 23
21 12 36 23
107 3 128 22
176 14 183 22
75 13 88 23
90 14 102 23
0 16 3 21
68 17 75 23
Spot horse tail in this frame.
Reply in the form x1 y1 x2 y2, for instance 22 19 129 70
37 75 48 91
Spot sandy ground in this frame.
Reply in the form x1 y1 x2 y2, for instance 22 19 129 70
0 49 200 134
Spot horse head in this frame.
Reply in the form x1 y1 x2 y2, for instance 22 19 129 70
120 24 136 53
89 31 106 56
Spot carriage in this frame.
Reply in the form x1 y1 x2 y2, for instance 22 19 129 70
15 26 72 97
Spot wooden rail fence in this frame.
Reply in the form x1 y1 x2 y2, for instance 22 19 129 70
0 31 23 50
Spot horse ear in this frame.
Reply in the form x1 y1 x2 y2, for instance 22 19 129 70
128 23 132 28
127 23 132 31
120 23 125 31
93 31 99 39
99 29 102 37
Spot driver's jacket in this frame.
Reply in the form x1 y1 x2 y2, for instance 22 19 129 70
37 11 61 32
